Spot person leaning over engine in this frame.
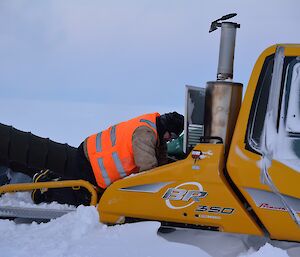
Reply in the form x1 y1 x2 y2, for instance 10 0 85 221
82 112 183 189
0 112 184 205
34 112 184 205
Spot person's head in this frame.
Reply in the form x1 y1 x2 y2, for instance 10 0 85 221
156 112 184 142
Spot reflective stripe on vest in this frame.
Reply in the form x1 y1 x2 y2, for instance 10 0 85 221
110 125 116 146
96 132 102 152
140 119 156 130
95 125 126 184
87 113 159 188
97 157 111 186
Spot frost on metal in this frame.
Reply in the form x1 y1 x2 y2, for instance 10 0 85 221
260 50 300 171
286 62 300 133
274 58 300 171
260 47 300 226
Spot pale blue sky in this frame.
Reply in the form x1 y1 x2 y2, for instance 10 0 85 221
1 0 299 145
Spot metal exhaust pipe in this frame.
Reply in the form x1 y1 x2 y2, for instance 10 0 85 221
209 13 240 81
205 14 242 156
217 22 239 80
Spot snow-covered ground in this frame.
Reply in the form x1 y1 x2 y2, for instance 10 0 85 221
0 193 300 257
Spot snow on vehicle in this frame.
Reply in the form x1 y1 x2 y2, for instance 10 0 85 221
1 14 299 242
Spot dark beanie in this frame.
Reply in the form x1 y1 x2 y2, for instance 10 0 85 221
156 112 184 140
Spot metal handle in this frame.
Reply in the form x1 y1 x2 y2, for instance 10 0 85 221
0 180 99 206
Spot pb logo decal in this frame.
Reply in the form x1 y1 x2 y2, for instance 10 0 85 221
162 182 207 209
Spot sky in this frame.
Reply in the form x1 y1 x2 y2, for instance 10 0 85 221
1 0 300 146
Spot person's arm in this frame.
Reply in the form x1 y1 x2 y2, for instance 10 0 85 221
156 141 168 166
132 126 158 172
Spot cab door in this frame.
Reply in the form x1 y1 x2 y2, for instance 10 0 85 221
227 45 300 241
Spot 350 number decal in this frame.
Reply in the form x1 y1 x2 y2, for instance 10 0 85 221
195 205 235 215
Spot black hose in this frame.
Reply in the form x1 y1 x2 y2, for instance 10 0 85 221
0 123 76 178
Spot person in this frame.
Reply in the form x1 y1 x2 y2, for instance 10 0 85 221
0 112 184 206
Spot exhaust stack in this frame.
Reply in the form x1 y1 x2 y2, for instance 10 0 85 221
205 14 242 156
209 13 240 80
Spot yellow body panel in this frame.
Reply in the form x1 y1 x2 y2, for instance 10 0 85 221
227 44 300 241
99 144 263 236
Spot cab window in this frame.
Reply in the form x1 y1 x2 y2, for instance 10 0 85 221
246 55 274 153
246 53 300 160
285 59 300 135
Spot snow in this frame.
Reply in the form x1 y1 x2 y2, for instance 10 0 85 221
244 244 289 257
0 203 299 257
0 206 208 257
0 192 75 210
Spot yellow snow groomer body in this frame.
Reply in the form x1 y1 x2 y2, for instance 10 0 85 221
99 44 300 242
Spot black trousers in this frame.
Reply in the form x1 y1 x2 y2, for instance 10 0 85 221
0 123 100 205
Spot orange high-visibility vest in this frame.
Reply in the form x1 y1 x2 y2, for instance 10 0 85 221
86 113 159 188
